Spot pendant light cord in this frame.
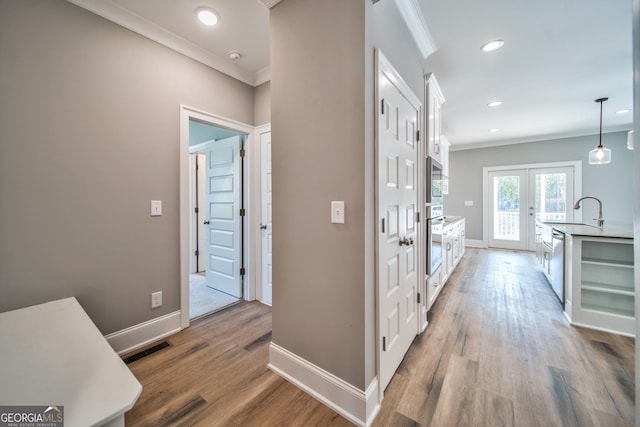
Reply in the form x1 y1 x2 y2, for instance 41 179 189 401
595 97 608 148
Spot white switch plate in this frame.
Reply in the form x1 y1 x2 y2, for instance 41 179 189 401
464 200 474 207
331 201 345 224
151 200 162 216
151 291 162 308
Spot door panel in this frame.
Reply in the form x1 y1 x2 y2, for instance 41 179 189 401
489 166 575 251
378 72 419 391
205 136 243 298
260 131 273 306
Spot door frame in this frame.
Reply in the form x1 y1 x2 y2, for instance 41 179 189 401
179 105 257 328
482 160 582 249
254 123 271 305
375 49 423 400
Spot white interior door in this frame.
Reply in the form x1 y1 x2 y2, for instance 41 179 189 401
205 136 243 298
378 70 419 391
196 153 206 272
260 131 273 306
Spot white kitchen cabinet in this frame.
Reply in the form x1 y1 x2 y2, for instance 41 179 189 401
440 217 465 286
441 135 450 194
425 73 445 164
427 266 442 309
566 236 635 337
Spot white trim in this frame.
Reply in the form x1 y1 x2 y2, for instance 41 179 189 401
105 311 181 355
465 239 486 248
481 161 583 249
393 0 437 59
179 105 256 329
268 343 381 427
449 129 630 152
257 0 283 9
66 0 257 86
569 321 636 338
376 50 422 110
425 73 445 104
253 124 271 305
254 67 271 86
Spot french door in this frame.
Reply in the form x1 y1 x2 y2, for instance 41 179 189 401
488 165 576 250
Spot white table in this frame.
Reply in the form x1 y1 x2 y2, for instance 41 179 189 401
0 298 142 427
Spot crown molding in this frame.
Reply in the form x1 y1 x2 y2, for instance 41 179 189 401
67 0 258 86
258 0 283 9
394 0 437 59
254 66 271 86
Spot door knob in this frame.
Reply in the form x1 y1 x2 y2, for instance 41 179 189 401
260 224 267 230
398 237 414 246
203 220 210 225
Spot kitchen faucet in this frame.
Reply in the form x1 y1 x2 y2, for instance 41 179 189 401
573 196 604 228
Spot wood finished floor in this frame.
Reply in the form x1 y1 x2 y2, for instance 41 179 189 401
124 249 635 426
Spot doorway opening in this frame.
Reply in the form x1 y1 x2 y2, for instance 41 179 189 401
483 161 582 250
180 106 255 327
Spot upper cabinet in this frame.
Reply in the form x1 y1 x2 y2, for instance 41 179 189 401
440 135 450 195
425 73 445 164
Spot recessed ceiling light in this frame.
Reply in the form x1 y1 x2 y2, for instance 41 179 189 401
489 128 500 133
196 7 218 26
616 109 631 114
487 101 502 107
481 40 504 52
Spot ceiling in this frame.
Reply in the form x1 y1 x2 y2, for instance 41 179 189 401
69 0 634 148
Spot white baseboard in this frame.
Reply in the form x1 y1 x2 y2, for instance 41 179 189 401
105 311 182 355
268 343 380 426
465 239 486 248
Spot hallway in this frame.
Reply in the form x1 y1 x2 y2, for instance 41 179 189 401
124 249 634 426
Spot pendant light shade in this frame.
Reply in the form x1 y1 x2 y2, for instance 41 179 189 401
588 97 611 165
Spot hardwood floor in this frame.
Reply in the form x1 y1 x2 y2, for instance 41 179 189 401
124 249 635 426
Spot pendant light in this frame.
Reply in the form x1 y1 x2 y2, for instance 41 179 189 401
588 97 612 164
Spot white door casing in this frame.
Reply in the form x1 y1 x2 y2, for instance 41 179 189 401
205 136 243 298
377 51 421 392
260 131 273 306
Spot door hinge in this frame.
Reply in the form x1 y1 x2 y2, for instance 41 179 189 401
382 218 385 233
194 207 199 213
416 130 420 141
240 208 246 217
382 336 386 352
195 250 199 257
240 267 246 276
416 212 420 223
240 149 246 158
417 292 421 304
381 99 385 114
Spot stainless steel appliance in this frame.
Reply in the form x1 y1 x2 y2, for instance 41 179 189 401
427 204 443 275
550 229 565 305
426 157 443 206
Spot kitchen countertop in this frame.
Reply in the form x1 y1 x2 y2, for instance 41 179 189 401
442 215 464 225
543 221 633 239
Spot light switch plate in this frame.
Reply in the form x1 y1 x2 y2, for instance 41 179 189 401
151 291 162 308
331 201 345 224
464 200 474 207
151 200 162 216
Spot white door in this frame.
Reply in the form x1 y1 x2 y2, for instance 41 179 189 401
378 70 419 391
527 167 575 250
489 166 576 250
488 169 527 250
260 131 273 306
205 136 243 298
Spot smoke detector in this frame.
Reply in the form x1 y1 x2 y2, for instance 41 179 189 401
228 51 242 62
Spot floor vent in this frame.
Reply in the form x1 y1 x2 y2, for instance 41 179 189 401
123 341 170 365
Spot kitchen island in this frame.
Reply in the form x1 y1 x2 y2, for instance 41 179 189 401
544 221 634 337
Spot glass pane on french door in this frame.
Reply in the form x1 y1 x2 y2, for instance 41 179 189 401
489 170 527 250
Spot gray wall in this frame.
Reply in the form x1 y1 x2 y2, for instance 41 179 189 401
271 0 367 390
445 132 634 241
0 0 254 334
270 0 425 390
254 81 271 126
